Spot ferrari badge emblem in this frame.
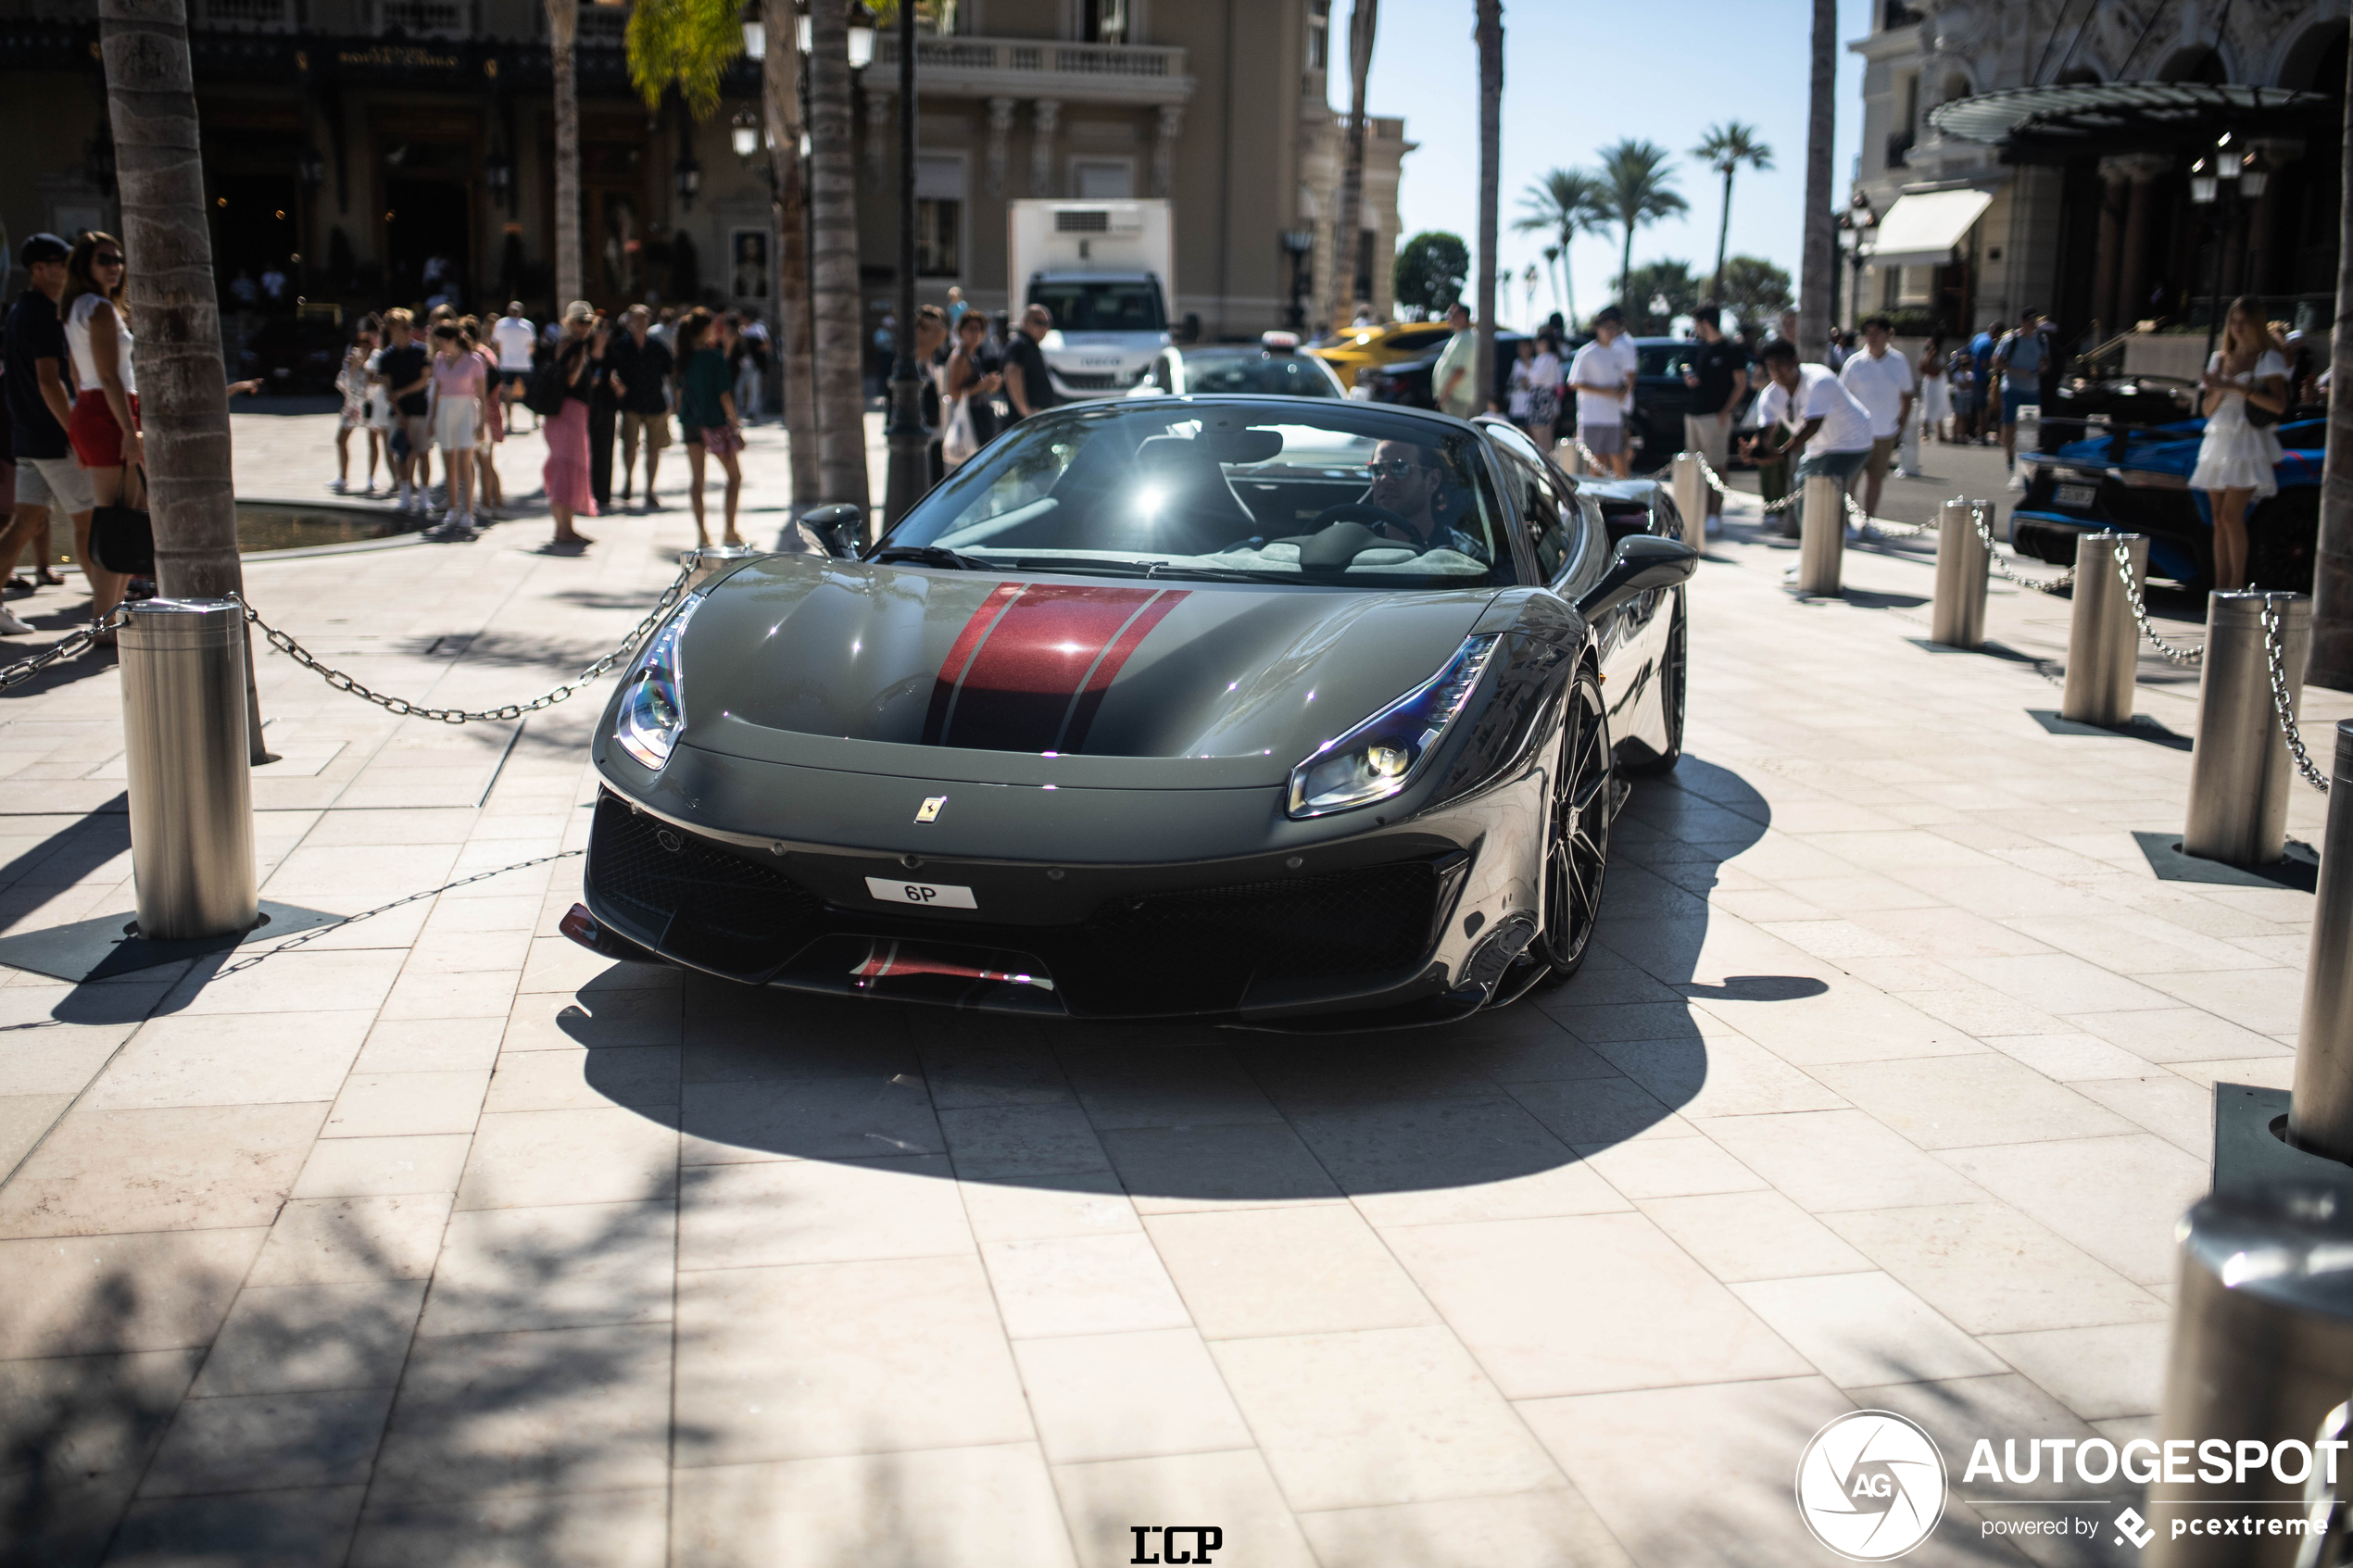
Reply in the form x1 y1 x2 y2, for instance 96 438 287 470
915 796 947 823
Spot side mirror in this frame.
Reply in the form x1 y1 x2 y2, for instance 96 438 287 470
801 503 864 559
1576 533 1698 621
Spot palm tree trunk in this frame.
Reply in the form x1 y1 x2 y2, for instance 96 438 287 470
1561 234 1576 328
2308 37 2353 688
1798 0 1837 358
1325 0 1378 332
1711 167 1733 303
1472 0 1502 413
98 0 239 600
547 0 582 306
1619 224 1634 316
807 0 870 521
761 0 820 508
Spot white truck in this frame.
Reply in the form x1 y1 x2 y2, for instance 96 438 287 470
1006 198 1175 401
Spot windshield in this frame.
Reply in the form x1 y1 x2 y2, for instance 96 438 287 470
1637 345 1693 378
879 400 1518 588
1182 353 1340 397
1029 280 1168 333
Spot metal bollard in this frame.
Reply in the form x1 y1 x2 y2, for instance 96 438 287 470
2145 1184 2353 1567
2185 592 2309 867
1796 473 1844 596
680 544 761 592
2289 720 2353 1163
1930 497 1991 648
2058 530 2147 728
119 600 258 941
1669 453 1706 555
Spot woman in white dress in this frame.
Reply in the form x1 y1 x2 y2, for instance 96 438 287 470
1918 338 1953 442
2191 298 2289 591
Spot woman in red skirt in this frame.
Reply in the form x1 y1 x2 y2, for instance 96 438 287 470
540 301 598 549
60 232 131 621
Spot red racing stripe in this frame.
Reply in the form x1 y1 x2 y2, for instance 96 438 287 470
941 583 1163 751
921 581 1026 746
1061 589 1189 753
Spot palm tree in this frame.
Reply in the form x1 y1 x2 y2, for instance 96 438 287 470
807 1 869 518
97 0 240 599
1799 0 1837 358
1514 168 1607 328
1692 121 1773 305
547 0 583 307
1473 0 1503 410
2309 35 2353 688
624 0 743 117
1597 140 1687 317
761 0 821 507
1325 0 1379 331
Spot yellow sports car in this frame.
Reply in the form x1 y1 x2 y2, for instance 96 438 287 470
1310 320 1460 386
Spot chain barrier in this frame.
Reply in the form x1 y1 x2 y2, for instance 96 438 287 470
0 607 132 691
212 849 586 976
1842 494 1935 538
2104 539 2205 666
232 558 697 724
2263 596 2331 795
1966 505 2076 596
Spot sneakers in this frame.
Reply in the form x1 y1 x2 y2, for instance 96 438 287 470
2007 470 2028 492
0 608 31 636
328 478 349 495
422 515 480 544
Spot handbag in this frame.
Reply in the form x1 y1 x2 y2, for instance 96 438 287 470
91 466 155 576
942 390 979 470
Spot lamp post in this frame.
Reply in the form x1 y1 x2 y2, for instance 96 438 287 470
879 0 925 525
1281 230 1314 332
2191 132 2271 358
296 144 323 294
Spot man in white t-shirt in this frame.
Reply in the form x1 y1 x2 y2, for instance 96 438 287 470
491 302 538 431
1743 339 1875 526
1838 314 1916 520
1430 303 1478 419
1567 306 1640 477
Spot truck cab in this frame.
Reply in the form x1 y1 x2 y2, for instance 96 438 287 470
1008 200 1176 401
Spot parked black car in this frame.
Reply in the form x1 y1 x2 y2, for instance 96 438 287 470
1358 332 1532 411
1619 337 1760 475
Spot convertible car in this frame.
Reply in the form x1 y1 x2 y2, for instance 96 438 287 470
562 395 1696 1029
2013 408 2324 593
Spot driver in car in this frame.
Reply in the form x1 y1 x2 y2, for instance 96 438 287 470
1365 440 1491 561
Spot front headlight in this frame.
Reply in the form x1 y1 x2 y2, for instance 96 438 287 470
1288 635 1501 819
612 592 705 770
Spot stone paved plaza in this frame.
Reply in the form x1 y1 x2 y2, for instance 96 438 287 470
0 414 2341 1566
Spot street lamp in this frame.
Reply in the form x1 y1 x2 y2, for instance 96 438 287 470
741 0 764 58
1281 229 1314 332
296 144 325 190
2191 132 2269 356
731 109 761 159
795 1 874 69
675 144 702 211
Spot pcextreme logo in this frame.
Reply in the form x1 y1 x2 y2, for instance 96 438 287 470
1795 1411 1947 1561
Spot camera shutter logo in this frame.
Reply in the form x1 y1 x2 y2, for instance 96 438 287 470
1795 1410 1948 1561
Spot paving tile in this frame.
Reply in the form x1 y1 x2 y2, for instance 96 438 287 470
1852 1373 2124 1518
501 992 681 1051
1013 1327 1253 1464
419 1200 675 1336
1937 1135 2207 1286
672 1254 1033 1465
677 1021 919 1085
678 1155 970 1271
1504 1076 1692 1147
1983 1322 2171 1423
2069 1008 2291 1064
0 1230 267 1359
1100 1122 1344 1211
1570 1135 1769 1199
378 967 523 1022
353 1018 507 1074
190 1280 429 1395
2070 1073 2214 1156
0 1102 326 1237
1809 1055 2138 1148
982 1232 1192 1339
672 1445 1076 1568
1689 982 1981 1067
1591 1033 1848 1118
913 1038 1074 1110
291 1134 472 1200
937 1103 1111 1181
324 1070 493 1138
1051 1449 1319 1568
1286 1095 1585 1203
349 1486 668 1568
455 1107 678 1210
1821 1202 2168 1337
0 1030 136 1098
677 1074 941 1166
1730 1272 2007 1387
108 1485 368 1568
1296 1487 1637 1568
1636 1190 1874 1283
0 1348 202 1512
482 1046 679 1114
958 1171 1142 1243
1387 1212 1810 1398
1210 1325 1564 1512
1983 1032 2167 1083
162 948 407 1018
140 1386 397 1495
1946 954 2177 1018
370 1323 673 1499
1692 1110 1990 1211
1143 1206 1435 1339
0 1092 71 1173
1058 1043 1284 1130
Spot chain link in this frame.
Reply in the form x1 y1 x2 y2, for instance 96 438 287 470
1966 504 2076 596
1842 494 1936 538
233 558 698 724
2102 538 2205 665
0 606 132 691
2264 596 2331 794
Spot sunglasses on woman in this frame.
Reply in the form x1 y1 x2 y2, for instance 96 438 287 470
94 254 124 267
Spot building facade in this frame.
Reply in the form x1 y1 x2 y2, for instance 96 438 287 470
1846 0 2345 369
0 0 1409 348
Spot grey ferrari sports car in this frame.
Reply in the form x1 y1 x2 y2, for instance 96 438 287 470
562 395 1695 1029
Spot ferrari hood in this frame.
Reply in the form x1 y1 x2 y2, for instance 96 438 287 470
673 556 1497 788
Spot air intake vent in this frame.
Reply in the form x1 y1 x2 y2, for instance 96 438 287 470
1054 209 1112 233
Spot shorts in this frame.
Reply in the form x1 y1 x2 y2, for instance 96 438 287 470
1682 412 1731 472
1865 434 1899 480
500 369 531 393
68 393 138 469
434 396 478 453
1793 446 1871 488
2002 385 2037 424
1578 422 1626 458
692 425 744 458
15 454 96 515
621 410 672 454
399 413 434 456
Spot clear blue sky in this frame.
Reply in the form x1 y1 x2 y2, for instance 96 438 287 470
1358 0 1874 326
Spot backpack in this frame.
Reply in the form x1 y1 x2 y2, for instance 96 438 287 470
523 356 571 417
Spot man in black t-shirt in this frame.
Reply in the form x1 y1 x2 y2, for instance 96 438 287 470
375 310 433 511
1001 304 1059 420
4 234 88 633
1680 305 1750 528
606 305 674 508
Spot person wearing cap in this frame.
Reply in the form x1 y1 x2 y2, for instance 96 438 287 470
0 234 92 636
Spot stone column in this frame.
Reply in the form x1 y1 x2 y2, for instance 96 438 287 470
1152 104 1184 198
1029 99 1061 197
865 86 892 181
2113 155 2170 331
985 96 1014 197
2089 157 2132 334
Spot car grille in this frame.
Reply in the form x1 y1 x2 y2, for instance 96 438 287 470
587 793 1444 1015
1053 370 1127 391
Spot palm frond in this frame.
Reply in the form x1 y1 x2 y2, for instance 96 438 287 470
1692 119 1775 176
625 0 745 118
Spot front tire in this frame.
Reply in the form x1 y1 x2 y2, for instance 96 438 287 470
1534 665 1611 982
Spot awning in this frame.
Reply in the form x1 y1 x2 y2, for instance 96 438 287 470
1863 188 1994 269
1927 82 2330 161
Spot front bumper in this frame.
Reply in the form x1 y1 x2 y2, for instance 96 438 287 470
2013 460 2208 584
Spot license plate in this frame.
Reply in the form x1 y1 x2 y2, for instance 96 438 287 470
2056 483 2097 508
865 877 977 909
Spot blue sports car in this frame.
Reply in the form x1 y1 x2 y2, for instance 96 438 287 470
2013 409 2324 593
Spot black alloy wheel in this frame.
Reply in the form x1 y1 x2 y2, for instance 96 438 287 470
1534 664 1611 981
1623 589 1685 777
